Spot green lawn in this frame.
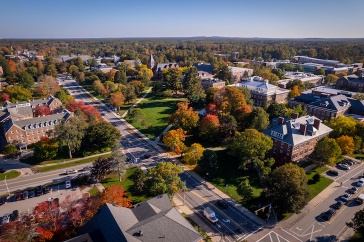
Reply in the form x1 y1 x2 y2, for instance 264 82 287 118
0 170 21 181
102 167 152 204
349 154 364 160
125 96 186 140
89 186 100 196
306 166 333 201
33 153 112 172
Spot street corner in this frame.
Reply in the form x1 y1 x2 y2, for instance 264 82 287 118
248 228 304 242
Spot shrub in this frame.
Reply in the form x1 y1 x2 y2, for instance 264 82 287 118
313 173 321 183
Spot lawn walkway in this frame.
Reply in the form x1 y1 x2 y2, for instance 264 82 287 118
121 87 152 118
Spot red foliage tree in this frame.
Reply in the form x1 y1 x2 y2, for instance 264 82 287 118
34 105 51 117
233 105 252 128
100 185 132 208
8 60 16 72
0 93 10 103
66 100 101 120
199 114 220 141
66 101 85 112
205 103 219 116
35 227 54 241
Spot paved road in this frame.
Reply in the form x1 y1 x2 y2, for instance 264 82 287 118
59 75 265 241
250 160 364 242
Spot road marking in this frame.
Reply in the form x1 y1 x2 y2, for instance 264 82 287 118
269 232 273 242
310 225 315 241
281 228 303 242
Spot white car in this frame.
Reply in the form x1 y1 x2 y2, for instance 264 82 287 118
357 178 364 187
339 163 350 170
2 214 10 224
65 169 77 175
65 180 71 189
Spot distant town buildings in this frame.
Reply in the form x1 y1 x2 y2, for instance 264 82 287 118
228 66 253 83
278 72 324 88
263 114 332 162
148 54 179 79
55 55 93 63
230 76 289 107
201 78 225 89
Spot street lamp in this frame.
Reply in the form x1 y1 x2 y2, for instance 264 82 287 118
4 175 10 196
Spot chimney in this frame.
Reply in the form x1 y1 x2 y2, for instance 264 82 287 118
314 119 320 130
278 117 285 125
300 124 307 135
291 113 299 119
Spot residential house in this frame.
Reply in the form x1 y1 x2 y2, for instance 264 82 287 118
66 194 202 242
201 78 225 89
336 71 364 92
230 76 289 107
263 114 332 162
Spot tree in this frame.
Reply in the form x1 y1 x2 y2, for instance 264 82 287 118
182 67 206 106
93 80 108 97
163 128 186 154
347 208 364 235
91 157 113 182
133 168 147 194
169 101 199 132
326 116 357 138
36 75 60 97
314 68 325 75
33 137 58 161
121 84 137 104
205 103 219 116
34 105 51 117
52 116 88 158
7 60 16 72
88 58 98 70
288 85 300 99
267 163 309 214
3 85 32 102
199 114 220 142
233 105 252 130
130 80 145 96
236 178 253 203
353 93 364 100
336 135 355 155
148 162 186 198
85 121 121 152
267 103 289 120
110 142 126 182
219 115 237 139
68 65 79 77
162 68 183 94
246 107 270 131
0 93 10 103
66 101 102 120
326 74 338 85
129 108 148 126
214 64 232 83
206 87 218 104
213 86 246 114
313 137 342 166
184 143 204 165
55 89 73 105
100 185 132 208
198 150 219 176
137 65 153 84
227 129 273 168
109 91 125 110
18 72 35 88
240 87 252 105
75 71 85 82
3 144 18 157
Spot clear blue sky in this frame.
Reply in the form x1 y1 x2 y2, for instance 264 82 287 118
1 0 363 38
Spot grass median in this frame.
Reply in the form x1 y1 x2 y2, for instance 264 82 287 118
0 170 21 181
33 153 112 173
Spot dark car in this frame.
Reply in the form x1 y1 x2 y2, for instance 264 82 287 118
29 190 35 198
322 209 336 221
43 186 50 194
332 201 344 210
344 160 354 166
328 170 339 176
15 193 22 201
144 154 151 159
0 197 7 206
217 200 229 209
11 210 19 221
22 191 29 200
348 187 358 194
36 186 43 196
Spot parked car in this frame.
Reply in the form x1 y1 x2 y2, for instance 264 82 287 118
322 209 336 221
22 191 29 200
348 187 359 194
11 210 19 221
217 200 229 209
43 186 50 194
2 214 10 224
357 178 364 187
344 160 354 166
36 186 43 196
332 201 344 210
328 170 339 176
144 154 151 159
65 169 77 175
338 163 350 170
65 180 71 189
340 193 352 202
29 190 35 198
0 197 7 206
15 193 22 201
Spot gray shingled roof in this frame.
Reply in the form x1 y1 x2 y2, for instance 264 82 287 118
155 63 178 72
309 94 351 111
2 96 58 109
263 115 332 145
75 194 202 242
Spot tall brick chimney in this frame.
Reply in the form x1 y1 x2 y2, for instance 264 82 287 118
291 113 299 119
314 119 320 130
300 124 307 135
278 117 285 125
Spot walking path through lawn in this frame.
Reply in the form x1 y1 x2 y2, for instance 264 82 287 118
121 87 152 118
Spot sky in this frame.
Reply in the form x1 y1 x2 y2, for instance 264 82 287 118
1 0 363 39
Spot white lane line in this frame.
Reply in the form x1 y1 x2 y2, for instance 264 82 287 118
269 232 274 242
310 225 315 241
255 231 271 242
335 162 363 182
281 228 303 242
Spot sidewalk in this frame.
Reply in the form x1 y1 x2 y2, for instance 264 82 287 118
121 87 152 118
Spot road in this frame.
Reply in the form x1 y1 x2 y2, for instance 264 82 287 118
59 75 265 241
250 161 364 242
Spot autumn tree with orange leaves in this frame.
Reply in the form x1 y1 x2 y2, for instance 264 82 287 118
110 91 125 110
213 86 246 114
199 114 220 142
163 128 187 154
100 185 132 208
169 101 199 132
35 75 61 97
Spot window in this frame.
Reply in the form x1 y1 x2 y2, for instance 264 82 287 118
16 130 19 133
11 131 14 134
32 132 35 135
9 137 12 140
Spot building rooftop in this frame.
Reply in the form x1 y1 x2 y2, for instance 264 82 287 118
231 76 289 96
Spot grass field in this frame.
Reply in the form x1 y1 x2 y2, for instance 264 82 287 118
33 153 112 173
0 170 21 181
89 186 100 196
306 166 333 201
125 96 186 140
102 167 152 204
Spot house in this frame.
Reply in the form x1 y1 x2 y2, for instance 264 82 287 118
148 55 179 79
193 62 213 74
263 114 332 162
336 71 364 92
228 66 253 83
230 76 289 107
201 78 225 89
123 59 142 68
66 194 202 242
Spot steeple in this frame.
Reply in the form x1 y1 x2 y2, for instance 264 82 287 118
148 54 155 69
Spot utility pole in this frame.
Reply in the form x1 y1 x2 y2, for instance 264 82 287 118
4 175 10 196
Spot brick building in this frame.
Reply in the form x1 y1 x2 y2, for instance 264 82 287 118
336 71 364 92
263 115 332 162
201 78 225 89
